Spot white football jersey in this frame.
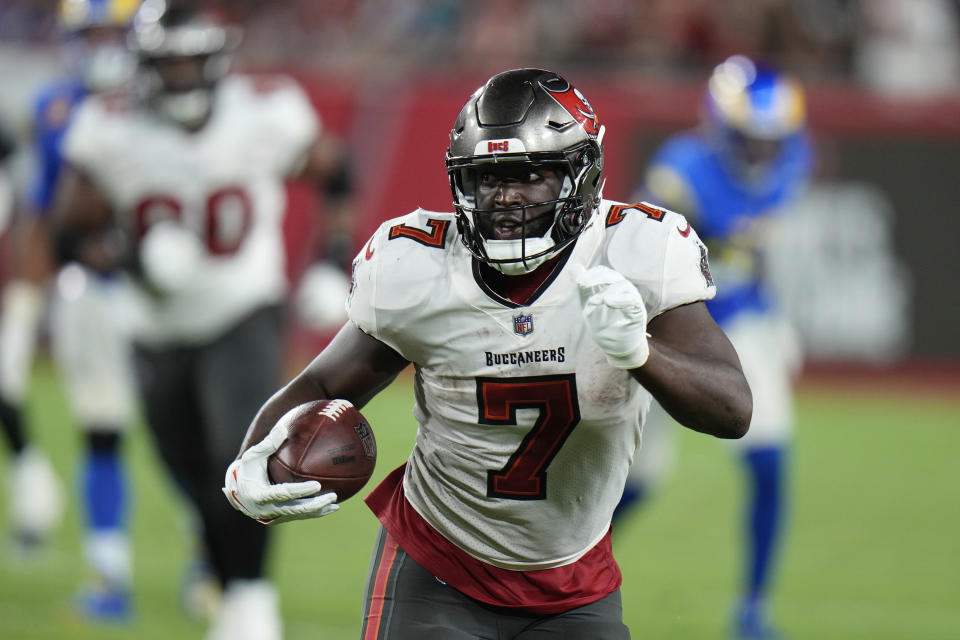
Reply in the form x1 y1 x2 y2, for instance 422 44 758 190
63 74 320 346
348 200 715 571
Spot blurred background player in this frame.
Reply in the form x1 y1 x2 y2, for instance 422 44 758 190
1 112 65 557
616 55 813 640
51 1 355 638
1 1 140 616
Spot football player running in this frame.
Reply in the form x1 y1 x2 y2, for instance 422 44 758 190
51 1 356 638
1 0 141 617
617 56 813 640
224 68 752 638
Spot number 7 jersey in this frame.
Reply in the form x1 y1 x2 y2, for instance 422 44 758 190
348 200 716 572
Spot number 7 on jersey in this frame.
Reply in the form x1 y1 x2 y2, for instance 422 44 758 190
476 374 581 500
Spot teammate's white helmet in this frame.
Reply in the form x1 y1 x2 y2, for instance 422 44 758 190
446 69 605 275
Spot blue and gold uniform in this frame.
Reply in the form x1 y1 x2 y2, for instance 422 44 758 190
624 56 813 640
28 79 88 215
644 57 813 325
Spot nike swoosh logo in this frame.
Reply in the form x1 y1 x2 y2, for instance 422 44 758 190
364 237 375 260
677 221 691 237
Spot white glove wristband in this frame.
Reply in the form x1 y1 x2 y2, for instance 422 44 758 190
140 221 204 294
222 420 339 524
572 264 651 370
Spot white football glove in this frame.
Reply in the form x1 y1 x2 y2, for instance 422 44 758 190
222 420 339 525
570 264 650 370
139 221 204 294
295 262 350 331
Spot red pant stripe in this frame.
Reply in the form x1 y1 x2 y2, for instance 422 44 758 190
363 531 399 640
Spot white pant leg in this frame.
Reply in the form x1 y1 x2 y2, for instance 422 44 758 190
0 280 44 403
49 265 136 430
723 312 798 452
627 401 678 489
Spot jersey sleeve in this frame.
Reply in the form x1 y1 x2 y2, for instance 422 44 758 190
346 224 386 340
655 215 716 315
347 210 452 363
28 87 79 213
244 75 320 177
604 202 716 319
61 98 109 179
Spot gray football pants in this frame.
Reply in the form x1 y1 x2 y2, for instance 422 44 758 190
133 305 283 586
361 525 631 639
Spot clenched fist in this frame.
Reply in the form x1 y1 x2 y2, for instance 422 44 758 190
570 264 650 370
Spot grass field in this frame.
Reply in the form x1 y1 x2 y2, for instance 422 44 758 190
1 358 958 639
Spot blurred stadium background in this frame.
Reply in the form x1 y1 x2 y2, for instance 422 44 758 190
0 1 958 638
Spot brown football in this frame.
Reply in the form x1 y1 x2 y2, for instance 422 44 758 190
266 399 377 503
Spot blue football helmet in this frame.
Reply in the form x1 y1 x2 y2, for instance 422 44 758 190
58 0 140 91
702 55 807 182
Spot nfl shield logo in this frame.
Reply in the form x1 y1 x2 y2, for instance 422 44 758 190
513 313 534 336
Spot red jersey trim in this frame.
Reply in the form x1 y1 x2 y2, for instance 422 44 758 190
364 464 622 614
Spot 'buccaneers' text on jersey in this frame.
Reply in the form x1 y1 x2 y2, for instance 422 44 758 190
349 199 715 610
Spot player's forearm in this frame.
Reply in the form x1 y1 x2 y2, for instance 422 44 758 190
238 323 409 455
239 372 330 455
631 339 752 439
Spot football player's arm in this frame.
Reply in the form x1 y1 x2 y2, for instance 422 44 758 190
298 133 355 270
290 134 357 329
574 265 750 439
49 164 123 274
238 321 409 455
634 302 751 438
224 322 408 523
644 163 698 220
0 124 14 164
11 117 62 285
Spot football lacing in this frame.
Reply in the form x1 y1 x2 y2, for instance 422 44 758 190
319 399 353 420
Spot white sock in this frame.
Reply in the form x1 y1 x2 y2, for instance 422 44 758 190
85 529 132 590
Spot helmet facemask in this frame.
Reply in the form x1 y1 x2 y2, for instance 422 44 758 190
446 69 604 275
138 52 228 128
128 0 241 129
450 144 600 275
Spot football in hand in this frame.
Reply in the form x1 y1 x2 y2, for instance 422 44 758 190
267 399 377 503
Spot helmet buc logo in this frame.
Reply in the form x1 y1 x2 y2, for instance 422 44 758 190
475 138 525 155
540 79 600 136
446 69 605 275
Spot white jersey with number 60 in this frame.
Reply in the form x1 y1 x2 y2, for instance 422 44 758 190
63 74 320 346
348 200 716 571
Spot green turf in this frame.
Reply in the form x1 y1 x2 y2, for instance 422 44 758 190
1 359 958 638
